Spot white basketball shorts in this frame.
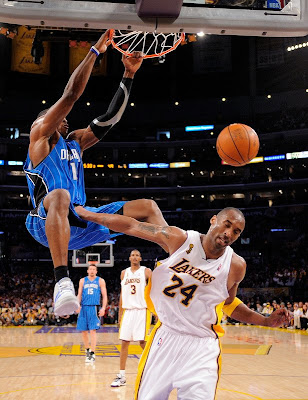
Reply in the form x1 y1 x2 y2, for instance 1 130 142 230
135 323 221 400
119 308 150 342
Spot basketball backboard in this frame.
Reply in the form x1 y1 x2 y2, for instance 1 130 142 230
0 0 307 37
72 242 114 267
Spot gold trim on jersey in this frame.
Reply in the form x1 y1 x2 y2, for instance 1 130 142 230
144 277 157 316
118 309 125 339
211 297 243 338
212 301 226 338
222 297 243 317
214 340 222 400
134 320 162 400
144 309 151 341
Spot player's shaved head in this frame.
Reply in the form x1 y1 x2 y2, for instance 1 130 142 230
130 249 141 256
36 108 49 119
216 207 245 222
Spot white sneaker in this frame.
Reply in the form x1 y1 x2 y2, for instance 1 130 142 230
54 277 79 316
111 374 126 387
85 348 91 362
85 351 95 363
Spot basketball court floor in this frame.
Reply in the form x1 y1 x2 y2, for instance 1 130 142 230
0 324 307 400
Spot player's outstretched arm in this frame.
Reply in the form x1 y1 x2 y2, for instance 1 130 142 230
229 302 289 328
76 208 186 254
30 30 111 142
74 52 144 151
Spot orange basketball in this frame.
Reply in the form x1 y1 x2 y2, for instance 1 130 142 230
216 123 260 167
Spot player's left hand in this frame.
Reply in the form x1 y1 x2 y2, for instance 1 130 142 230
98 307 105 317
265 308 290 328
122 51 144 76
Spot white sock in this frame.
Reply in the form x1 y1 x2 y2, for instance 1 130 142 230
120 370 125 377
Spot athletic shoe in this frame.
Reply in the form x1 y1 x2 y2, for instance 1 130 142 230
53 277 79 316
86 351 95 363
85 348 91 362
111 374 126 387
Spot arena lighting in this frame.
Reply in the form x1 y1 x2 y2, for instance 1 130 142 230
128 163 148 169
185 125 214 132
287 42 308 52
286 151 308 159
0 160 4 166
221 157 264 165
271 229 292 232
149 163 169 168
264 155 285 161
170 162 190 168
197 32 205 37
8 161 23 166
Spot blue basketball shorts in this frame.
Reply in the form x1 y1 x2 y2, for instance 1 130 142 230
76 305 101 331
25 200 126 250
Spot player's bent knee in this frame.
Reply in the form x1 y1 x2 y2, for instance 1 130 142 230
44 189 71 211
142 199 160 214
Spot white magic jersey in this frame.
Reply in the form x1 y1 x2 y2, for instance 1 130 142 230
150 230 233 338
121 266 147 309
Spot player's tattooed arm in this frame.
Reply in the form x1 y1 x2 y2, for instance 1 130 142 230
101 214 185 253
74 207 186 253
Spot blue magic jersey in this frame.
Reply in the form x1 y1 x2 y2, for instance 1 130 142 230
24 135 86 209
81 276 101 305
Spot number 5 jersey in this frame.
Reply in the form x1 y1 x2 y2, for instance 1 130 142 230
150 230 234 338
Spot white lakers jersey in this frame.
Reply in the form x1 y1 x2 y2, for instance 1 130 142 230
121 266 147 309
150 230 233 338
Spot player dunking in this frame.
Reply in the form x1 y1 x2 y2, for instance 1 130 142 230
23 29 168 317
111 249 151 387
76 263 107 362
75 206 289 400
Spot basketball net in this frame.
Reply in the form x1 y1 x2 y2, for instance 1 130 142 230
109 29 185 59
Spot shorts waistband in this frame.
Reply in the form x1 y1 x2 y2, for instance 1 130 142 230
161 323 218 340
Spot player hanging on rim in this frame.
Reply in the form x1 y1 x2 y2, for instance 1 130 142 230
111 249 152 387
76 263 107 362
24 29 168 317
75 206 290 400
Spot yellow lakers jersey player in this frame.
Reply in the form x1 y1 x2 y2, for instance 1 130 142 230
88 207 290 400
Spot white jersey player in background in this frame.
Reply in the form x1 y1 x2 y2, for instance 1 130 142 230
77 206 289 400
111 249 152 387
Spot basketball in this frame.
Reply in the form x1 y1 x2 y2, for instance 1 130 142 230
216 123 260 166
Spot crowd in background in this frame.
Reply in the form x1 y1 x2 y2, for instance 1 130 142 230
0 270 307 330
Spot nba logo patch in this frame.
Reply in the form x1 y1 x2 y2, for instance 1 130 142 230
157 338 163 347
217 264 222 271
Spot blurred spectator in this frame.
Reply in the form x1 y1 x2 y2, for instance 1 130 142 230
261 302 273 316
300 304 308 330
293 303 303 329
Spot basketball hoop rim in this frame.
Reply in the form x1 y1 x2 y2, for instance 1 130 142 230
109 29 185 59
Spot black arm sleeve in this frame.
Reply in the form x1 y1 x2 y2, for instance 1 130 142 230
90 77 133 140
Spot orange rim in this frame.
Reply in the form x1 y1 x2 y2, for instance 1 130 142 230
109 31 185 59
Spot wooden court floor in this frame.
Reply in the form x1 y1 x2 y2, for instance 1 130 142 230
0 324 307 400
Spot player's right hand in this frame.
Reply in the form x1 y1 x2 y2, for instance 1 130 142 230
94 29 111 54
76 307 81 314
122 51 144 75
